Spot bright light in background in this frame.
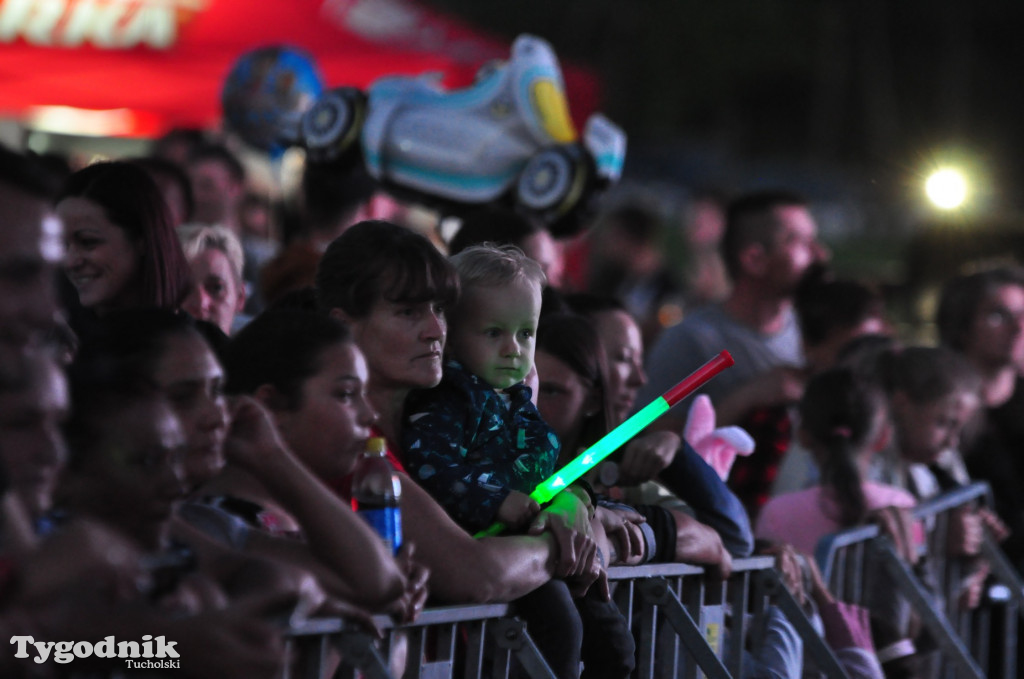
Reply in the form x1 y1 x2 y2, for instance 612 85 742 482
28 106 161 138
925 167 969 210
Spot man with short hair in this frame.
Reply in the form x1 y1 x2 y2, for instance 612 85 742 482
638 190 829 517
186 143 247 234
0 146 63 369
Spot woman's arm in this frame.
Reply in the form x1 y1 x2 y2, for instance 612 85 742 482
669 509 732 579
223 398 406 607
658 440 754 557
399 474 560 603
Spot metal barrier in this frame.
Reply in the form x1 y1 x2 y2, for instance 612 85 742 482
285 557 846 679
608 557 849 679
285 603 555 679
814 482 1024 679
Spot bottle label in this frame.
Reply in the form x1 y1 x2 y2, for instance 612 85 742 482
358 507 402 555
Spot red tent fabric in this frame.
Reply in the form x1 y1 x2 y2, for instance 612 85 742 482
0 0 598 137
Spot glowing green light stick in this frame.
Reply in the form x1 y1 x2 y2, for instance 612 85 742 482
476 350 735 538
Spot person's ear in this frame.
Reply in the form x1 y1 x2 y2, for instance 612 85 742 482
737 243 768 278
234 284 247 315
872 419 893 453
889 390 910 421
254 383 286 413
582 387 602 418
328 307 351 323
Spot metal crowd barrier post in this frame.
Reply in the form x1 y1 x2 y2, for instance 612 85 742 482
814 482 1023 679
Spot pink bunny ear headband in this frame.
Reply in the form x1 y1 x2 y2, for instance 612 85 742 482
684 394 755 481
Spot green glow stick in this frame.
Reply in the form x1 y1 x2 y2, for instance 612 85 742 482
476 350 735 538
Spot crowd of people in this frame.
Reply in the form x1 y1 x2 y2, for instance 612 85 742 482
0 129 1020 679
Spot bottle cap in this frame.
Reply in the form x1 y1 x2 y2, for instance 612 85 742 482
366 437 387 455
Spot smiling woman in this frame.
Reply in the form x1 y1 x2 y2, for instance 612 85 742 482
56 161 191 317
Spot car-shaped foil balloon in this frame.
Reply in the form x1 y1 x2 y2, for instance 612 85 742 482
299 34 626 236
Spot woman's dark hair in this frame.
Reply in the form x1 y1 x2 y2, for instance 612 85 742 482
936 266 1024 352
448 205 544 256
130 156 195 223
877 345 979 406
796 266 886 349
536 313 613 448
224 310 352 411
799 368 885 528
65 311 197 470
73 308 203 385
64 366 161 472
562 291 627 318
315 220 459 318
58 161 191 310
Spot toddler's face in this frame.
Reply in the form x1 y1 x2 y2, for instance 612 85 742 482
448 279 541 390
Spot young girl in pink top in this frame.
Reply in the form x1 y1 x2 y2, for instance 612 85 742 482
755 368 916 554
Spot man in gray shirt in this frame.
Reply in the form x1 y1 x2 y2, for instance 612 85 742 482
638 190 829 516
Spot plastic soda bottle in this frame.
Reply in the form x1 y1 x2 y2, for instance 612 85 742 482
351 437 402 554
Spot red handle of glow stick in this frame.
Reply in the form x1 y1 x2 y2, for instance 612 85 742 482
663 350 734 406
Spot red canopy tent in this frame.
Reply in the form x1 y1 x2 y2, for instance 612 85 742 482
0 0 599 138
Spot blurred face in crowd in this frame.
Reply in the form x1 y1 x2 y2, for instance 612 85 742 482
448 280 541 391
0 353 68 517
183 247 246 335
151 331 229 490
0 183 62 355
521 229 563 289
271 342 376 481
188 159 243 226
591 309 646 425
762 206 829 296
890 389 979 464
76 397 187 549
338 292 447 393
963 283 1024 370
58 197 142 313
535 349 598 452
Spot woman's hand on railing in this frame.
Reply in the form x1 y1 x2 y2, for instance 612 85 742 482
387 542 430 624
595 505 647 565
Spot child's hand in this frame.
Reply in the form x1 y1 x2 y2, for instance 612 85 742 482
947 506 983 557
978 507 1010 542
497 491 540 529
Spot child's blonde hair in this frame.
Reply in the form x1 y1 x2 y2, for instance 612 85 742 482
450 243 547 294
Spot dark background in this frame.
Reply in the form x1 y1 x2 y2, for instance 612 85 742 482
423 0 1024 215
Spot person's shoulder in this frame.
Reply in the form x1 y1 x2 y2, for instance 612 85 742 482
758 487 822 524
647 304 726 357
863 481 917 508
762 486 821 512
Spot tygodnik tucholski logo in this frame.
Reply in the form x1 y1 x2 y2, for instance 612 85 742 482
10 635 180 669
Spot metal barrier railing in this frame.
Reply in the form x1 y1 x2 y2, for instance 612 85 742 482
608 557 848 679
285 556 847 679
814 482 1024 679
285 603 556 679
